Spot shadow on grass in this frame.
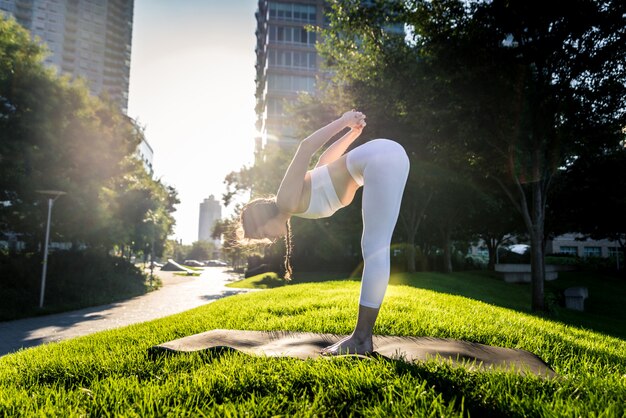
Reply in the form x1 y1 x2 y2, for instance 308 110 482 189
386 357 554 418
227 271 357 289
231 268 626 340
389 270 626 341
289 269 626 341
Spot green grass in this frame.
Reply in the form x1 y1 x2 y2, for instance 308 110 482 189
1 271 625 416
232 269 626 340
227 272 283 288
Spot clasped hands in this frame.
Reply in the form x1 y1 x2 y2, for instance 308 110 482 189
342 109 367 131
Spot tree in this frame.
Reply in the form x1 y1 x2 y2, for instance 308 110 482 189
321 0 626 311
0 16 178 257
549 147 626 270
186 241 216 262
455 0 626 309
463 179 526 270
103 156 178 258
316 15 450 273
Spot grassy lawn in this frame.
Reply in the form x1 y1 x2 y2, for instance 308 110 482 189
1 271 624 416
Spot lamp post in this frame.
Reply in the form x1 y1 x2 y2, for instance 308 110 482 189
143 210 158 288
35 190 66 309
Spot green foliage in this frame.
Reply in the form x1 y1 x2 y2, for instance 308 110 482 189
549 148 626 271
317 0 626 309
0 15 178 257
0 271 624 416
183 241 216 263
0 250 149 320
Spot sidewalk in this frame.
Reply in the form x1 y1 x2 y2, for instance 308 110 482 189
0 267 250 357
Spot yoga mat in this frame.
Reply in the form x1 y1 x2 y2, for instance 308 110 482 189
149 329 555 378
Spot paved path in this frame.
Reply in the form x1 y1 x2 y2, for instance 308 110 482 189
0 267 251 357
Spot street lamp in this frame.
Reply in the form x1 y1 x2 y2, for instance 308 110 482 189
35 190 66 309
143 210 158 287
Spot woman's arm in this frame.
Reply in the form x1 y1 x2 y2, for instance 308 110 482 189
275 111 364 213
301 110 364 153
315 121 365 167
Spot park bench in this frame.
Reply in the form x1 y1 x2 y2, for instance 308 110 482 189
494 264 576 283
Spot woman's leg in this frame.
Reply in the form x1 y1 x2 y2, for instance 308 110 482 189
323 139 409 355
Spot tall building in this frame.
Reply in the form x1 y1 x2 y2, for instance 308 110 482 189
135 134 153 176
198 195 222 245
254 0 404 152
254 0 326 152
0 0 133 113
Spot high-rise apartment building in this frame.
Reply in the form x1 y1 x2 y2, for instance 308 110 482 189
254 0 326 152
198 195 222 245
136 134 153 176
254 1 404 152
0 0 133 113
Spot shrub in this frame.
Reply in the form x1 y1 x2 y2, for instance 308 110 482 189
0 250 148 320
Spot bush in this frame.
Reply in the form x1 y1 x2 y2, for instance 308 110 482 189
464 255 488 270
0 250 148 320
547 254 622 274
390 244 430 273
545 255 579 265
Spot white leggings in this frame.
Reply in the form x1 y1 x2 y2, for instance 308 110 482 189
346 139 410 308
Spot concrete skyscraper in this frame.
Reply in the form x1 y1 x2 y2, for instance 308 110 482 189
0 0 134 113
254 1 404 152
198 195 222 245
254 0 326 152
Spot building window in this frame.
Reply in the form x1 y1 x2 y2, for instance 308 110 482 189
269 50 316 69
269 25 316 45
583 246 601 258
559 246 578 255
266 97 284 116
268 74 315 92
608 247 622 258
269 3 316 23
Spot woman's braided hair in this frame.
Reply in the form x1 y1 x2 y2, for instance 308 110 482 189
283 219 292 280
240 197 292 280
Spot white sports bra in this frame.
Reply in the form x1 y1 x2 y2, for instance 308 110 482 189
294 165 345 219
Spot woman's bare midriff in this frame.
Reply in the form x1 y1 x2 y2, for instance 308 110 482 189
297 155 360 213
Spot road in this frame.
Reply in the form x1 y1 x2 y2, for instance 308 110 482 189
0 267 250 357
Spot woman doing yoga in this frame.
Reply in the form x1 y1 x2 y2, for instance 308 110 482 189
240 110 410 355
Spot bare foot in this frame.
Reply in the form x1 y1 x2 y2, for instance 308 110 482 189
321 334 373 356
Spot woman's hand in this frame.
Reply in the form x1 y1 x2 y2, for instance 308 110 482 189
341 110 366 128
352 118 366 133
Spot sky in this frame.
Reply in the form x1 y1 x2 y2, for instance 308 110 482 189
127 0 258 244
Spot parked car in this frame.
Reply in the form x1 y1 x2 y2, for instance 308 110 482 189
183 259 204 267
204 259 228 267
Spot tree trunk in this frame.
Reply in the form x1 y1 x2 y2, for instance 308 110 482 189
442 227 453 273
618 236 625 273
406 231 417 273
400 190 433 274
496 175 549 312
530 180 546 311
486 238 496 270
529 230 545 311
